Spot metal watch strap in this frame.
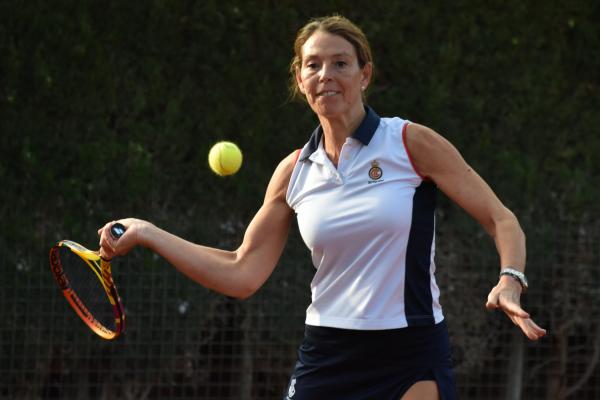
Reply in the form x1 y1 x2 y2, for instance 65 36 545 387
499 267 528 291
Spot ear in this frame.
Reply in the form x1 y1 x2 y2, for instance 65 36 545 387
360 62 373 90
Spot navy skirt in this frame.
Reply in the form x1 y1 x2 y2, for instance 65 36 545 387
283 320 457 400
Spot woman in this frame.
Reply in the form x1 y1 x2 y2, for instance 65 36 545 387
99 15 545 400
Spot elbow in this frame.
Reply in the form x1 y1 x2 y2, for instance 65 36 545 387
208 281 259 300
228 266 264 300
233 285 259 300
228 248 270 300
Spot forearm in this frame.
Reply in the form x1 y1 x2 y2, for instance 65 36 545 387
491 209 526 272
141 223 254 298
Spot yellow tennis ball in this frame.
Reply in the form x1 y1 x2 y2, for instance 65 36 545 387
208 141 243 176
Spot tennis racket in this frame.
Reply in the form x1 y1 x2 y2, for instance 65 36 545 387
49 223 126 340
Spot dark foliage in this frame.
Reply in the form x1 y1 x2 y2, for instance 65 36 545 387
1 1 598 398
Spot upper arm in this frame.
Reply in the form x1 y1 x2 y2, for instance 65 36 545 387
404 123 514 235
233 151 297 291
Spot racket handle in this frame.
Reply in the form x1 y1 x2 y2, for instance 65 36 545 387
110 223 126 240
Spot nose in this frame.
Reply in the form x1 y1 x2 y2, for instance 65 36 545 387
318 63 333 82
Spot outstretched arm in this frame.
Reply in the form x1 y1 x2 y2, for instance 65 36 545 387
98 151 297 299
404 123 546 341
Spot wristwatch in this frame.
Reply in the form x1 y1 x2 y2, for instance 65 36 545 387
499 268 528 291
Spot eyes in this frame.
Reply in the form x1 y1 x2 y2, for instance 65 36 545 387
304 60 349 71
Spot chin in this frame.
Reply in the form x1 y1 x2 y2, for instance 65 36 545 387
312 102 346 118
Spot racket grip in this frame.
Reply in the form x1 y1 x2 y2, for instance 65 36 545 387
110 223 126 240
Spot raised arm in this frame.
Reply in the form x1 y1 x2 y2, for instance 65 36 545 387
404 123 546 340
98 151 297 299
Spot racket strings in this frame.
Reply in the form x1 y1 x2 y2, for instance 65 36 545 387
58 248 116 330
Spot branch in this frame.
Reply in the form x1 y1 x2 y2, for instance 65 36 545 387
526 357 557 382
561 333 600 399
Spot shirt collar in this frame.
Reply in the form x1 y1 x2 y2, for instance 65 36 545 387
300 106 381 162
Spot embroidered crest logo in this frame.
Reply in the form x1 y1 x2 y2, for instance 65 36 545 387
368 160 383 181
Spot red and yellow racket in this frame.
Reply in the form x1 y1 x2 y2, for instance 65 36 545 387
49 223 126 340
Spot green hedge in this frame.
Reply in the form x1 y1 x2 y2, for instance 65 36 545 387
1 0 598 253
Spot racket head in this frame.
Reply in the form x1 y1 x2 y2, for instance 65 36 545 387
49 240 125 340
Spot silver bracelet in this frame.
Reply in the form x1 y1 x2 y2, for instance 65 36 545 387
499 267 528 291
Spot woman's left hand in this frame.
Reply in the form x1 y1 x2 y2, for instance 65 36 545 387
485 276 547 340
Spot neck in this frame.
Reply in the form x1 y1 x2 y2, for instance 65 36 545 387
319 104 366 166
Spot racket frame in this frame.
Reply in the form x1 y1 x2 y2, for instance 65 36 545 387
49 240 125 340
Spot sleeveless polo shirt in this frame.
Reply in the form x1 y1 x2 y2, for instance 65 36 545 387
286 107 444 330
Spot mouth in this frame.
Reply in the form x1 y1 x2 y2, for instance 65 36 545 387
317 90 340 97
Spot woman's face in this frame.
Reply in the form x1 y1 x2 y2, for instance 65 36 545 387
296 30 371 119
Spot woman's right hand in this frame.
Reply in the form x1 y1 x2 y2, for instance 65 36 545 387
97 218 152 260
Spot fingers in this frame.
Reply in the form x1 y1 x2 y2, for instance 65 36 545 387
485 290 499 311
97 218 141 259
98 221 119 259
486 283 546 341
98 246 113 260
485 284 529 318
98 220 130 257
499 297 530 319
486 298 529 319
495 302 546 340
514 316 547 341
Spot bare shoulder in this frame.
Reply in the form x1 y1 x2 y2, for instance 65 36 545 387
405 123 453 155
264 150 300 203
404 123 466 179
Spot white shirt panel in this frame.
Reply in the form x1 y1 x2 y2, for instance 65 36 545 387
287 116 444 330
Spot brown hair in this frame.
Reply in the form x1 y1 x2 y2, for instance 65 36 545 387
288 15 374 102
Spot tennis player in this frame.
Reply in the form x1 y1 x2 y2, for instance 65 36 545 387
99 15 546 400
